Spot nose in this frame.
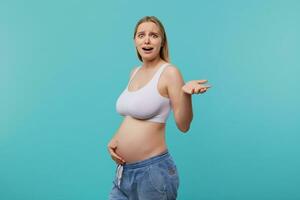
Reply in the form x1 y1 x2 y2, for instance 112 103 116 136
144 35 150 44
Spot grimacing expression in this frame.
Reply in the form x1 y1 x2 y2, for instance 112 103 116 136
135 22 163 61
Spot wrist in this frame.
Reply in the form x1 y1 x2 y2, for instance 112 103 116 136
181 87 192 96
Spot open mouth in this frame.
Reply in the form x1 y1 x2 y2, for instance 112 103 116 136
142 47 154 52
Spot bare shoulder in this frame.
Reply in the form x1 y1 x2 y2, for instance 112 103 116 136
129 66 139 78
163 64 184 81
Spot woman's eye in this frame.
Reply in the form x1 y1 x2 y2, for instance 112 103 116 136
152 35 158 38
138 35 144 38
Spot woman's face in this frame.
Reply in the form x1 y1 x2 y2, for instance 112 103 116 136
134 22 163 61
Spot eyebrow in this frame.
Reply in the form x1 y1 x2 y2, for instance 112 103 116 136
136 31 160 35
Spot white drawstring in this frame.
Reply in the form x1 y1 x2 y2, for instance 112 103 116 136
116 164 124 188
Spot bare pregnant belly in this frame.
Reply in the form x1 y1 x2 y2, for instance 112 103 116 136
115 116 167 164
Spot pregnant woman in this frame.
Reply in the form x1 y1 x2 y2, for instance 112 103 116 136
108 16 211 200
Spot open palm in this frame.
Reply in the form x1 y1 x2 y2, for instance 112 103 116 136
182 80 211 95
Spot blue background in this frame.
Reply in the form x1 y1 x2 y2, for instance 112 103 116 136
1 0 299 199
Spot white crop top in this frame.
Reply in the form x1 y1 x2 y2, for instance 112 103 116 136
116 63 172 123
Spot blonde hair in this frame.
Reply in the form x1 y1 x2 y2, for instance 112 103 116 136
133 16 170 62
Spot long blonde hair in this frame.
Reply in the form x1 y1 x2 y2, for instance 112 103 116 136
133 16 170 62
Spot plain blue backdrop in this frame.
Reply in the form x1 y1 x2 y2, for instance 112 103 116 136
1 0 300 199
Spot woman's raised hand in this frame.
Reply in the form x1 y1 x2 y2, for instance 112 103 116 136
182 80 211 95
107 139 126 165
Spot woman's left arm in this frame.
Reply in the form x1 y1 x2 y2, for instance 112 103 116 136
165 66 211 133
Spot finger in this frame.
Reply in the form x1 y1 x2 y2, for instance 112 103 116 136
118 160 126 165
114 157 125 165
111 156 124 165
108 148 125 162
194 87 201 94
197 80 207 84
113 153 125 163
191 88 195 94
107 144 117 151
195 85 209 94
111 155 125 164
199 84 211 89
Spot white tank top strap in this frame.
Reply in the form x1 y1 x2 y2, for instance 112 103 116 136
116 62 172 123
128 63 170 87
129 66 141 81
152 63 171 84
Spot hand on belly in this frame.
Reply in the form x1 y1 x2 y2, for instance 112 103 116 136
107 139 126 165
113 117 167 163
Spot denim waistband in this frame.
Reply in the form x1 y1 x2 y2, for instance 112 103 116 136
122 150 170 170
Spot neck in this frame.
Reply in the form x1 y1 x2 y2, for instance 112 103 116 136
142 57 165 69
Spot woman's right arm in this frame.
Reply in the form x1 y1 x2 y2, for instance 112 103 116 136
107 66 138 164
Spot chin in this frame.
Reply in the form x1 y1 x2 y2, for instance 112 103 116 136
142 56 157 62
141 54 160 61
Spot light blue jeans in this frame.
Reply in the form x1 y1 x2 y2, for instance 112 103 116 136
109 150 180 200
